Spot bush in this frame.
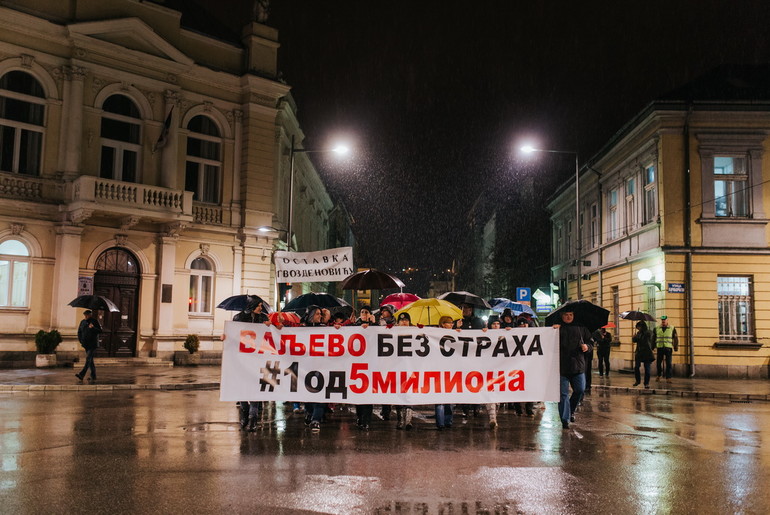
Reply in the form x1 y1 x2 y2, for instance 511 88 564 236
35 329 62 354
183 334 200 354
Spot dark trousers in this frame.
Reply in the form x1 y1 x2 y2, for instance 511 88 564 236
78 347 96 379
656 347 673 378
635 359 652 386
355 404 373 427
597 347 611 375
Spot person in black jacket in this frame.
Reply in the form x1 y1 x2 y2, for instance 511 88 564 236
453 303 486 330
233 296 269 431
75 310 101 383
593 327 613 377
553 310 593 429
632 321 655 388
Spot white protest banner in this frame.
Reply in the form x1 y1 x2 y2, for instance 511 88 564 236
274 247 354 283
220 323 560 404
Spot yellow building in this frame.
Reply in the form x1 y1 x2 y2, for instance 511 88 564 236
548 66 770 379
0 1 351 366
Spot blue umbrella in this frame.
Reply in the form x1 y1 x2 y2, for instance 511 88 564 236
491 299 537 317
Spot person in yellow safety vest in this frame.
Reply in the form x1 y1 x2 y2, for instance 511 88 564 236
652 315 679 381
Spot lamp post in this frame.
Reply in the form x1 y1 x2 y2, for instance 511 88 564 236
521 145 582 299
287 135 349 251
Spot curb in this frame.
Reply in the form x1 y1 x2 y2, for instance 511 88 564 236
0 382 220 392
594 384 769 402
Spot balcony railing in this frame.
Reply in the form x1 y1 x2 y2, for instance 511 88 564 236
193 203 224 225
69 175 193 220
0 172 45 200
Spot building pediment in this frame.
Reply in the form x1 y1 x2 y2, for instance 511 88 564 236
67 18 193 66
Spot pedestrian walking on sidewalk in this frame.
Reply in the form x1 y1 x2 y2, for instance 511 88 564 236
76 310 101 383
653 315 679 381
633 321 655 388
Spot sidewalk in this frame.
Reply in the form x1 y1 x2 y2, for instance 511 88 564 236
0 366 768 399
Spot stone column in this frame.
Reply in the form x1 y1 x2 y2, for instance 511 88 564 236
230 109 243 226
155 224 184 339
51 224 84 332
63 66 86 175
160 90 180 189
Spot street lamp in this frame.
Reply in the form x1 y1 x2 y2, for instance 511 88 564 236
287 135 349 251
520 144 583 299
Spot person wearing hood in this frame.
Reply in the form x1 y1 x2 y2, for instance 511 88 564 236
301 305 327 432
453 303 486 330
378 304 396 326
232 296 270 431
552 310 593 429
499 309 516 329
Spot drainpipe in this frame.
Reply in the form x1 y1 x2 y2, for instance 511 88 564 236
683 104 695 377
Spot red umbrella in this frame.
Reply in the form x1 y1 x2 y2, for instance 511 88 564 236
269 311 300 327
381 293 421 310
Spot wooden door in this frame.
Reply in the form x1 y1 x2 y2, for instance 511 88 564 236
93 248 140 357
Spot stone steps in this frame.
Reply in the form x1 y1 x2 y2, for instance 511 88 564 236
93 357 173 367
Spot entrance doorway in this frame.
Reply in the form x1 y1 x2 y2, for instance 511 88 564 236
93 247 140 357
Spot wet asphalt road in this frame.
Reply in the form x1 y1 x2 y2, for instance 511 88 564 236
2 389 769 514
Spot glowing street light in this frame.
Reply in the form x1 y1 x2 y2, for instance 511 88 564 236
520 144 583 299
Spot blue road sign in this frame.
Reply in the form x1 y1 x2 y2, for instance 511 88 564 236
516 287 531 303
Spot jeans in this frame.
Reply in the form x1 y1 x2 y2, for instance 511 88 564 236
635 359 652 386
597 347 611 375
78 347 96 379
656 347 673 378
305 402 326 423
559 373 585 424
435 404 453 427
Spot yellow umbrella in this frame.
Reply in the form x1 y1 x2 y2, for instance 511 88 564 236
395 298 462 326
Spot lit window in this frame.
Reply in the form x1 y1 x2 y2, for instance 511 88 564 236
189 257 213 314
643 164 657 224
608 189 619 240
717 276 753 341
185 115 221 204
0 71 45 176
714 157 748 217
0 239 30 307
100 94 142 182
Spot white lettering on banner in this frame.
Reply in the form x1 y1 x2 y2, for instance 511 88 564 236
273 247 354 284
220 323 560 404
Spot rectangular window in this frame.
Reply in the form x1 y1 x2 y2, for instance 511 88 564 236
717 276 754 341
611 285 619 330
644 164 657 223
714 156 749 217
590 203 599 248
608 189 618 240
566 219 572 259
625 178 636 232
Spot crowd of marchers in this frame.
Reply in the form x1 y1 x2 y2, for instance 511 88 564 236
229 296 678 433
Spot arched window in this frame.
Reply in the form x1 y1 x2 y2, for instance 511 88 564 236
188 256 213 314
0 71 45 176
0 239 30 307
100 94 141 182
185 115 221 204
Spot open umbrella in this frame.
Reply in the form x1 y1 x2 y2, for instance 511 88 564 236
381 292 421 310
340 269 405 290
283 292 351 314
437 291 492 310
68 295 120 313
544 299 610 332
490 299 538 317
395 298 462 326
602 322 617 328
216 294 273 313
619 310 655 321
268 311 301 326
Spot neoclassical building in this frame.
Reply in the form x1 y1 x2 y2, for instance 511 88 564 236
0 0 352 365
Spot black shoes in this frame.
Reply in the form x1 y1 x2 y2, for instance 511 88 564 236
75 373 84 382
562 421 570 429
633 382 640 387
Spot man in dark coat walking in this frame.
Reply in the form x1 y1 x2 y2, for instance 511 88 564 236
553 310 593 429
76 310 101 383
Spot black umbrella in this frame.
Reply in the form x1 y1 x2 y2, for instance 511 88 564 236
216 294 273 313
340 269 405 290
68 295 120 313
437 291 492 310
544 299 610 332
283 292 351 314
620 310 655 321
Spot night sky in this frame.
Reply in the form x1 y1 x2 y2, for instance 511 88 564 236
204 1 770 286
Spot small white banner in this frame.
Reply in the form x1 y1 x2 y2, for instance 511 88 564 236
220 323 560 404
274 247 354 283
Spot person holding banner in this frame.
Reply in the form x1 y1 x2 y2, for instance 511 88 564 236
353 306 375 431
395 312 415 430
486 316 502 428
455 303 485 419
435 316 456 430
233 297 270 431
302 306 327 432
553 310 593 430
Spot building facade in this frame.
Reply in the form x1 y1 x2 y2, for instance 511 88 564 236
548 66 770 379
0 0 351 366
